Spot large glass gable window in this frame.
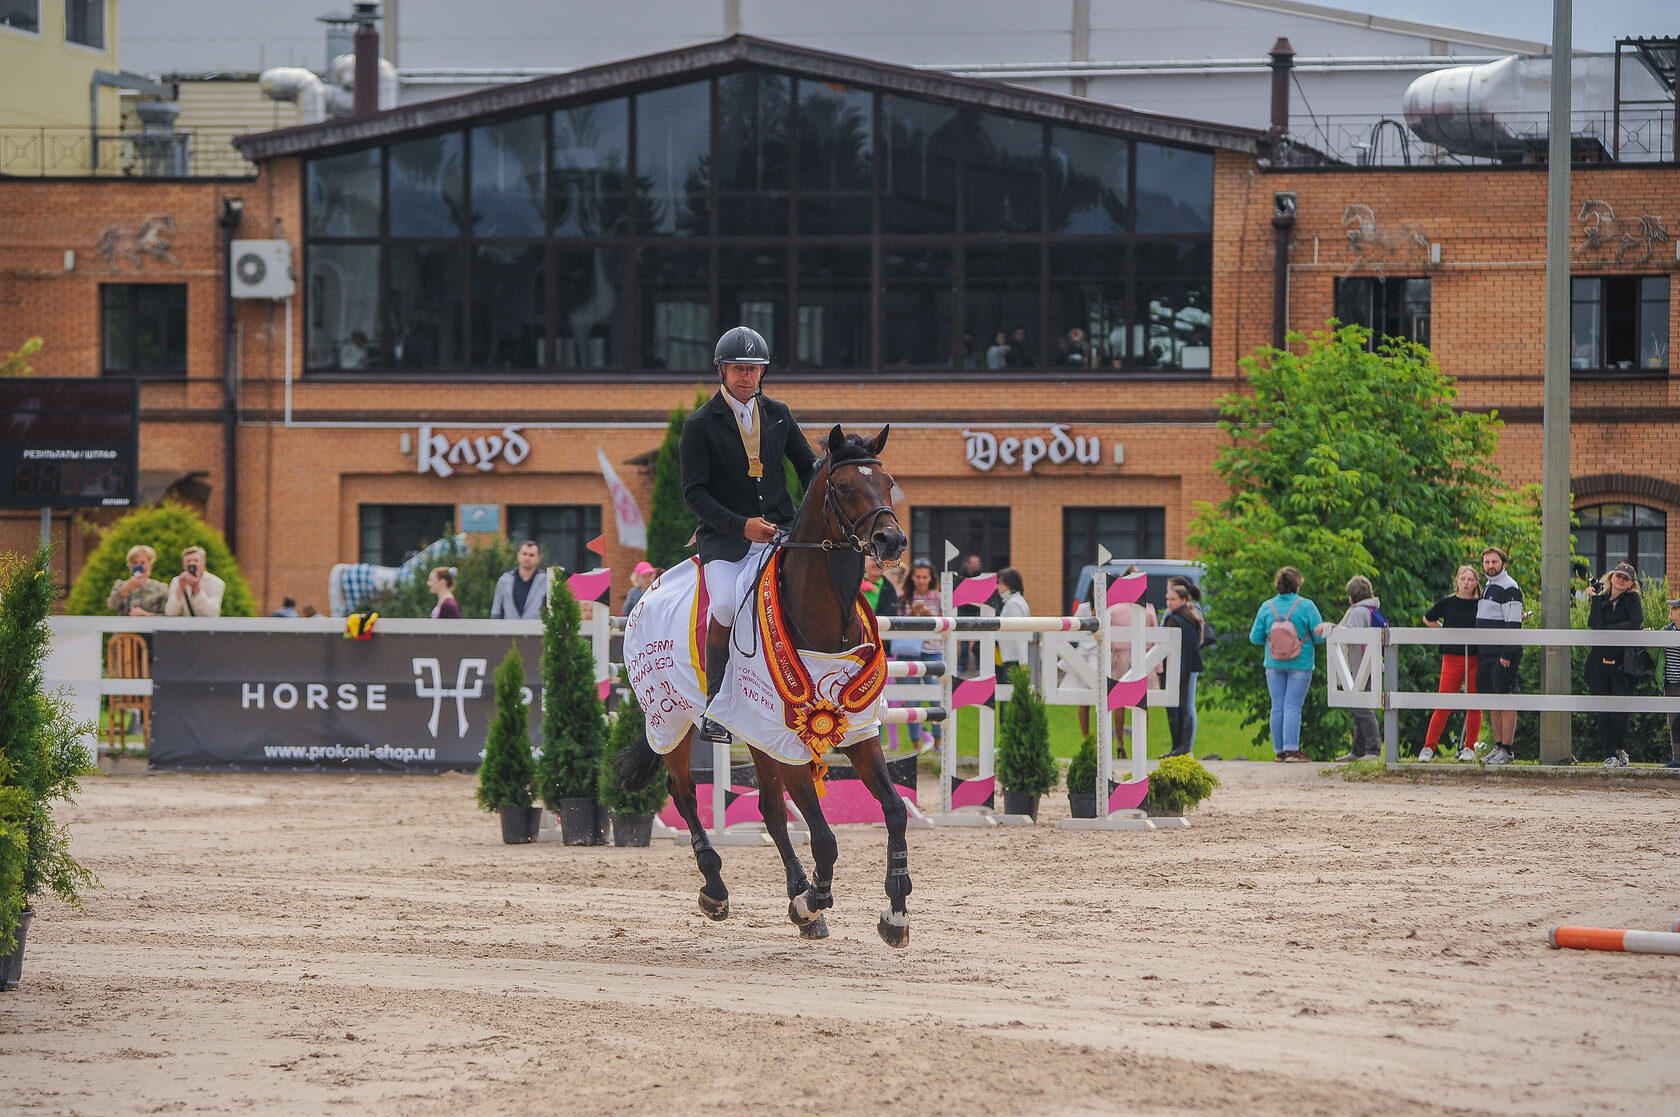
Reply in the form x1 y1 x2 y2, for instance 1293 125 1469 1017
302 66 1215 377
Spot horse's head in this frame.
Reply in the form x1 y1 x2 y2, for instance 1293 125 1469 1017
818 425 907 565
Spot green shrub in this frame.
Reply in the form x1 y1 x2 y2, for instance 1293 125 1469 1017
65 502 256 617
996 664 1057 796
598 674 668 816
476 645 534 811
1065 733 1097 794
647 390 707 569
534 571 606 805
0 546 97 953
361 535 521 619
1145 755 1219 815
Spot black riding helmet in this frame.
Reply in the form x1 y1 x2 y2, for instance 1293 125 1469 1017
713 325 771 368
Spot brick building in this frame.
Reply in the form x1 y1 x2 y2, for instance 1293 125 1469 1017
2 36 1676 612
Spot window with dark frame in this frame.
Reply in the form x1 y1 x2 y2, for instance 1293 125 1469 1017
1334 277 1431 350
505 505 604 579
1570 276 1669 373
1062 506 1166 612
300 66 1216 377
358 504 455 567
1576 503 1666 583
63 0 101 47
101 284 187 376
909 507 1012 576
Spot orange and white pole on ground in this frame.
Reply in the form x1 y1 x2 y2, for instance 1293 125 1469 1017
1548 926 1680 955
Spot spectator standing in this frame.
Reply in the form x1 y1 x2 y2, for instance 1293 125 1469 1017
1008 326 1035 367
106 545 168 617
985 331 1011 370
894 558 944 751
1419 565 1483 761
1248 566 1326 762
861 555 898 617
490 540 549 620
1586 562 1643 767
428 567 461 620
164 546 226 618
1161 580 1205 757
622 560 657 616
995 568 1031 683
1069 565 1156 757
954 552 987 675
271 596 299 618
1663 596 1680 769
1331 576 1383 762
1474 547 1524 765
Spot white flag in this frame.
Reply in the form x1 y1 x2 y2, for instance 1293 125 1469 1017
597 447 647 550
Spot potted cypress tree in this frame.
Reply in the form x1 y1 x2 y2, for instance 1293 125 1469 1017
0 546 97 991
1066 734 1098 819
598 674 668 846
1144 755 1220 817
477 644 537 844
534 570 607 845
996 664 1056 821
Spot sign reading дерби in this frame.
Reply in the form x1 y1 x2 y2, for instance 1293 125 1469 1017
963 424 1111 474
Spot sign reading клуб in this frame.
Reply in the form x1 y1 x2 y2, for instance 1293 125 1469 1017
417 425 531 478
963 424 1100 474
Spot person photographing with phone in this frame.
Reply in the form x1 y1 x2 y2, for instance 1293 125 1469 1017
1585 562 1643 767
164 545 226 618
106 544 169 617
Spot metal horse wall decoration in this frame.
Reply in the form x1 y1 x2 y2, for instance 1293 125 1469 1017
94 214 179 270
1574 200 1670 264
1341 203 1429 279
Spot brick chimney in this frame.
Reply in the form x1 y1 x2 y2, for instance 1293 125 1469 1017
352 2 380 119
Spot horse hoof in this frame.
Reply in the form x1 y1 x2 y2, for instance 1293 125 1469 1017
698 891 729 921
788 893 820 927
799 915 830 940
878 908 910 948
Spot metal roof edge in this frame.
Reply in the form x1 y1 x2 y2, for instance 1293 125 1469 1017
1209 0 1549 55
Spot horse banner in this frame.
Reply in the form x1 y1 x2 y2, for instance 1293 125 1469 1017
597 447 647 550
149 631 543 772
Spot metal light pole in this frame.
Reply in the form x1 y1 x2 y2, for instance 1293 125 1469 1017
1539 0 1573 764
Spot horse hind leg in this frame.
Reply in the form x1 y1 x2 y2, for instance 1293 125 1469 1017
668 729 729 920
844 737 912 948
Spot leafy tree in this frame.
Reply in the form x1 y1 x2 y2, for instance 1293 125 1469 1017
0 547 97 953
534 571 606 805
597 672 668 817
647 389 707 569
996 665 1057 795
65 502 257 617
1188 325 1541 759
476 645 535 811
360 536 520 619
2 337 41 377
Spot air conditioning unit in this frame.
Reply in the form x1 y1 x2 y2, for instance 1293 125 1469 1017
230 240 295 299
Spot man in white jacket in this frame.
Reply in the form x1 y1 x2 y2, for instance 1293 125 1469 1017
490 541 549 620
164 546 226 618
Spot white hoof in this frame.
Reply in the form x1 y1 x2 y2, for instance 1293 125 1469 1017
791 892 818 925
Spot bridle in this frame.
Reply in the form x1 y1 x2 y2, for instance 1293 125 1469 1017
774 458 901 561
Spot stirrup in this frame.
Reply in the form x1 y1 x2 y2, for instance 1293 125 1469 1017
699 716 733 745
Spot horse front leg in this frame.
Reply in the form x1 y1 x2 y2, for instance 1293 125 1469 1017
783 765 837 940
752 753 827 940
842 736 912 948
667 729 728 920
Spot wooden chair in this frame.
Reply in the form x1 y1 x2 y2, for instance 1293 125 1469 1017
105 633 151 751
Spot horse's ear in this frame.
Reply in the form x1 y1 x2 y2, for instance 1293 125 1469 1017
870 425 890 455
827 425 846 457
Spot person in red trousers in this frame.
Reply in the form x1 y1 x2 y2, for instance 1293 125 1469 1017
1419 564 1482 762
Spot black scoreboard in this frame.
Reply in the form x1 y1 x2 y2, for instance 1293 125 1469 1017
1 378 139 509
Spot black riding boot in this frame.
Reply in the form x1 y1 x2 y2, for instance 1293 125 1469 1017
700 637 733 745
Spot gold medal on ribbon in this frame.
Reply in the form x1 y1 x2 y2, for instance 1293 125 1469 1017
747 459 764 479
734 399 764 479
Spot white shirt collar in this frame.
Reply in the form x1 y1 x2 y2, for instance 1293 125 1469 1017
725 392 757 433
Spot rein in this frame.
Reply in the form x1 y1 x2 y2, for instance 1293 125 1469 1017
772 458 897 560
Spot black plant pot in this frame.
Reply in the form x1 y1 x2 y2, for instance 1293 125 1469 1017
499 806 534 844
559 797 598 845
595 801 612 846
1 908 33 992
1002 788 1040 821
613 813 654 847
527 805 546 840
1068 792 1097 819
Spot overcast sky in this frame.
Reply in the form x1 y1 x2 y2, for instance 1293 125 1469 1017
1357 1 1673 52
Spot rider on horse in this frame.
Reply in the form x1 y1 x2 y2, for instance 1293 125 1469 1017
680 325 818 746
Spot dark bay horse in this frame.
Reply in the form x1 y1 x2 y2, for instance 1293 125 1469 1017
616 425 914 945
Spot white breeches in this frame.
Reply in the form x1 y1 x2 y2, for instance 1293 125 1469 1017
703 542 769 628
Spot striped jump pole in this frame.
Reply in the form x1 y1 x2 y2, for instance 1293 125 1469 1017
1548 926 1680 955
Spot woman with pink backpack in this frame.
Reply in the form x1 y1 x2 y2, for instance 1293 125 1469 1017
1248 566 1329 762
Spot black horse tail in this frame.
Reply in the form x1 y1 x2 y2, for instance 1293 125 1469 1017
614 728 664 792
